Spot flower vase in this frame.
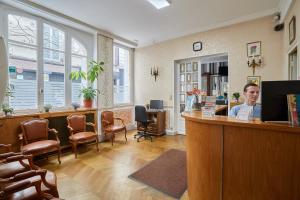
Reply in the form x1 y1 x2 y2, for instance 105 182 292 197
185 95 195 112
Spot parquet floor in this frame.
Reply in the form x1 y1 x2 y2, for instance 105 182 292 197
38 131 188 200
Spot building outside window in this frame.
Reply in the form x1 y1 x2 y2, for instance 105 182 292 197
113 45 131 105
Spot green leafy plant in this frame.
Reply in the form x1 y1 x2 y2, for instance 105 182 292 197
232 92 240 101
2 103 14 116
70 60 104 101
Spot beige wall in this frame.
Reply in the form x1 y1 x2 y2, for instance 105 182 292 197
283 0 300 79
134 16 283 131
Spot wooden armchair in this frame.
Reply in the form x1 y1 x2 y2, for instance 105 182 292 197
101 111 127 146
19 119 61 164
67 114 99 158
0 153 59 198
0 170 59 200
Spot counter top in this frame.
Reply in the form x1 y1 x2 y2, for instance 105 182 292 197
182 111 300 133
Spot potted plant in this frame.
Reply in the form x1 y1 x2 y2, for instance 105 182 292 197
71 102 80 110
70 60 104 108
2 103 14 116
232 92 240 102
44 104 52 112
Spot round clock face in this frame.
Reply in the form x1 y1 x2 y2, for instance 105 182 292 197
193 42 202 51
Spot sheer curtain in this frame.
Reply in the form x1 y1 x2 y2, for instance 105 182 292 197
0 36 8 106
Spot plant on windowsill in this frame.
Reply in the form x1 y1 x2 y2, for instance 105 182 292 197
69 60 104 108
44 104 52 112
1 86 14 117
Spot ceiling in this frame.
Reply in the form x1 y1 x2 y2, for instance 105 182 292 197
29 0 280 47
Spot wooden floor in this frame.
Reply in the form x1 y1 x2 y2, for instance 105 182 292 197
38 131 188 200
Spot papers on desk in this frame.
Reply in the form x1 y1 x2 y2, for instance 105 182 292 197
236 105 253 121
202 96 216 117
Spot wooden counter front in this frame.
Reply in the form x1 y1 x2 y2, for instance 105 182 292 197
182 112 300 200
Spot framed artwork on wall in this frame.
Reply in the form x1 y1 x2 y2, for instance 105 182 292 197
247 76 261 87
247 41 261 57
289 16 296 45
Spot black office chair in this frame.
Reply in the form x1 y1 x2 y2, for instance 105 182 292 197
134 106 153 142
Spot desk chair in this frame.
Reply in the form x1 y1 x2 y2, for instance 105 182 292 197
134 106 153 142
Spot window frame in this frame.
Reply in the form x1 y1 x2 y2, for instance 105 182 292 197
113 42 134 107
3 8 93 112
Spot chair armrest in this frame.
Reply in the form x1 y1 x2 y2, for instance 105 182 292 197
1 154 36 169
67 125 74 135
48 128 60 142
0 144 12 152
0 152 21 160
114 117 126 126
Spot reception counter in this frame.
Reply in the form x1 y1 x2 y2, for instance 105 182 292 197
182 111 300 200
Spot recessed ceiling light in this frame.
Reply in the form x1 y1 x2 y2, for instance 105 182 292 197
147 0 171 9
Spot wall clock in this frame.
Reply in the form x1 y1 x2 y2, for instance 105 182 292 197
193 41 202 51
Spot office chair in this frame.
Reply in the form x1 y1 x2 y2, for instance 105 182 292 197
134 106 153 142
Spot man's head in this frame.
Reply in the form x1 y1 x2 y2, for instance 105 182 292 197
243 83 260 105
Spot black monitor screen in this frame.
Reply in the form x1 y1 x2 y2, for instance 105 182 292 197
261 80 300 122
150 100 163 109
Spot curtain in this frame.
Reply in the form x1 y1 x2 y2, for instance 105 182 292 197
0 36 8 106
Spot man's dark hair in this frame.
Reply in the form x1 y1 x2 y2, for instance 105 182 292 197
244 83 259 92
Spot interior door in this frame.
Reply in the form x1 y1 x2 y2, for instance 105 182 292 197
175 60 200 135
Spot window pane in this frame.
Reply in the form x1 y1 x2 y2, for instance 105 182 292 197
71 55 87 104
8 44 38 109
44 50 65 107
8 14 37 45
43 23 65 51
72 38 87 56
113 46 130 104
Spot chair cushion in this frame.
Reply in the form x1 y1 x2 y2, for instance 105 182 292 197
104 125 125 133
69 132 96 142
0 161 27 178
22 140 59 155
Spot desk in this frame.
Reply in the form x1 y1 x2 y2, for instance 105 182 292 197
137 110 166 136
182 111 300 200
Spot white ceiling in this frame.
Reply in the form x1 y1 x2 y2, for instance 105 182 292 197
29 0 280 47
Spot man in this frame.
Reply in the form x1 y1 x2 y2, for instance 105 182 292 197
229 83 261 119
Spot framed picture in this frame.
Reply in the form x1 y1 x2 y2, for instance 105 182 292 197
247 76 261 87
247 41 261 57
289 16 296 45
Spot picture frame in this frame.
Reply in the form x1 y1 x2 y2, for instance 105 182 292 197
289 16 296 45
193 41 202 51
247 41 261 57
247 76 261 87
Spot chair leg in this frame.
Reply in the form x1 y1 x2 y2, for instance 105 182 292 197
111 133 115 146
57 146 61 164
95 136 99 152
124 128 127 141
71 142 78 159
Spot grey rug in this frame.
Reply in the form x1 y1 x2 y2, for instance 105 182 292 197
129 149 187 199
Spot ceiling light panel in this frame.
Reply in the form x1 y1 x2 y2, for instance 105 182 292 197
147 0 170 9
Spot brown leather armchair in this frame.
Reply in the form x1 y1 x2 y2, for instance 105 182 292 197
0 153 59 198
101 111 127 146
19 118 61 164
67 114 99 158
0 169 59 200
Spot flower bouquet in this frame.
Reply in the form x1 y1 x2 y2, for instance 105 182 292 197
186 88 202 111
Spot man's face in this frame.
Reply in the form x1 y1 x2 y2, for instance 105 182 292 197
244 86 260 104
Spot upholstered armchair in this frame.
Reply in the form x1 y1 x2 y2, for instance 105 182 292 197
0 152 59 198
101 111 127 146
19 119 61 164
0 169 59 200
67 114 99 158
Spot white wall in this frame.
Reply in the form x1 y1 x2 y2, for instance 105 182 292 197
135 16 284 131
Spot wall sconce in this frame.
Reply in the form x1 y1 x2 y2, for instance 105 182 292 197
247 56 262 75
151 67 159 82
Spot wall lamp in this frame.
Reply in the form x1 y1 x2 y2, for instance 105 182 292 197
247 56 262 75
151 67 159 82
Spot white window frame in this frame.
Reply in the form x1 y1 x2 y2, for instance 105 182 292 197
2 6 94 112
113 42 134 107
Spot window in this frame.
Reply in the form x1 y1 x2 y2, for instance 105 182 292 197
43 23 65 107
71 38 88 104
5 12 93 110
8 14 38 109
113 45 131 104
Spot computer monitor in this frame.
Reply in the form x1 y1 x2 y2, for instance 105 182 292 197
261 80 300 122
150 100 163 109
